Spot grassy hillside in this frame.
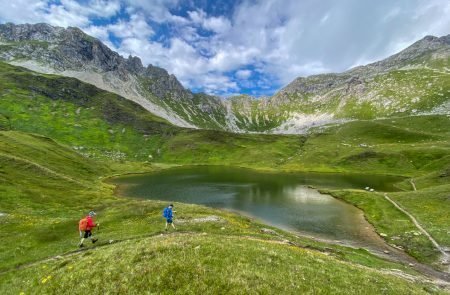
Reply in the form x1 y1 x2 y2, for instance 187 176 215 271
2 235 441 295
0 130 445 294
1 62 450 288
0 62 177 160
1 62 449 176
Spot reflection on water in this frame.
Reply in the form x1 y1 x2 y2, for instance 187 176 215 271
113 166 403 248
285 186 333 204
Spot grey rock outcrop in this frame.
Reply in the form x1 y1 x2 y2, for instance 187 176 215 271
0 23 192 100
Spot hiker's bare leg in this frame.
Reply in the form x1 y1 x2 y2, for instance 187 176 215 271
171 223 176 230
165 222 168 230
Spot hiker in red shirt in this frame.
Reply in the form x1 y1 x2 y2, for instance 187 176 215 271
78 211 100 248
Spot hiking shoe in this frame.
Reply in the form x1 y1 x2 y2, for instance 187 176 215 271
92 238 98 244
79 243 84 248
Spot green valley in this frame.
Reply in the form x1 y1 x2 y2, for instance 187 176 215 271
0 61 449 293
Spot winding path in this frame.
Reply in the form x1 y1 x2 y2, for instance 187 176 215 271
0 152 86 186
409 179 417 191
383 193 450 270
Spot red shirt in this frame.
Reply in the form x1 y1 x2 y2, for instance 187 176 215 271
86 216 96 230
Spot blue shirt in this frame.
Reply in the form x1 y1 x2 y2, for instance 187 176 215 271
164 207 173 219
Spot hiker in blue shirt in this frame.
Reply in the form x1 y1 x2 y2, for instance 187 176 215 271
163 204 176 231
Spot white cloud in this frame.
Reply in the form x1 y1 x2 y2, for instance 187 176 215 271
0 0 48 24
0 0 449 96
0 0 120 27
60 0 121 19
235 69 252 79
188 9 231 33
123 0 181 23
108 14 154 39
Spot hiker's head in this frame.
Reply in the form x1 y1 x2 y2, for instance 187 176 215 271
88 211 96 217
169 204 173 208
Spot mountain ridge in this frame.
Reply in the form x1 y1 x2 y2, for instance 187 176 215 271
0 22 449 133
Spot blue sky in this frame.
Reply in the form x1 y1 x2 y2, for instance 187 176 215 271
0 0 449 97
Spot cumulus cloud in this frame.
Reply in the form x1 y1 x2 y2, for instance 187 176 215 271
0 0 121 27
107 14 154 39
236 69 252 79
188 10 231 33
0 0 449 96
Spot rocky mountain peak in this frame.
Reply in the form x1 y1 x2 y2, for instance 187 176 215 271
0 22 192 100
278 33 450 97
0 22 63 42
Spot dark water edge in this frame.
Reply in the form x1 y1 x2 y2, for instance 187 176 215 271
111 165 404 249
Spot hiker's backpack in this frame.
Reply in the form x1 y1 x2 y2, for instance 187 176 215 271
163 207 169 218
79 217 88 231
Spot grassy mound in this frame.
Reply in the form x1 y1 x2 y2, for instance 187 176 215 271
0 234 440 294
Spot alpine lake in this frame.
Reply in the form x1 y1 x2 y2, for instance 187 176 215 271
112 166 405 253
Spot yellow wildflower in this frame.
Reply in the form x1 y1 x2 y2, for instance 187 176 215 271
41 275 52 284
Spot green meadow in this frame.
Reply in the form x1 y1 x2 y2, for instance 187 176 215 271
1 63 449 293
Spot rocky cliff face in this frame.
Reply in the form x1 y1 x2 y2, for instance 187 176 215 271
0 23 195 127
0 22 449 134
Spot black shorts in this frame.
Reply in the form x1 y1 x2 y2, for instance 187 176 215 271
83 230 92 238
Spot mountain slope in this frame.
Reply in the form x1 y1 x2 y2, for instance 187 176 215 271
0 22 449 134
0 61 306 164
0 23 196 128
0 61 180 160
1 60 448 175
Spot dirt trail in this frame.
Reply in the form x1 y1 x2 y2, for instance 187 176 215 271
0 152 85 186
384 193 450 272
410 179 417 191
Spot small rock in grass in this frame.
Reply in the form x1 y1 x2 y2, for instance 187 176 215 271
383 250 390 254
392 244 404 250
364 187 370 191
220 227 225 230
380 233 388 237
408 263 415 267
109 240 114 244
261 228 277 235
370 188 375 192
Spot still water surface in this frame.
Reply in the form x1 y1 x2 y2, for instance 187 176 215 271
113 166 403 249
